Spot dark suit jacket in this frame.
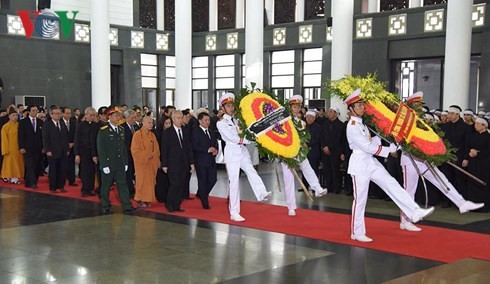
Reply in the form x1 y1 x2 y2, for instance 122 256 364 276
306 122 322 161
42 119 69 159
161 126 194 173
18 116 44 154
122 122 135 162
61 118 76 144
192 127 218 167
74 121 98 158
321 118 345 155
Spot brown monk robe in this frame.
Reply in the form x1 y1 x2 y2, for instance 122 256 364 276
131 116 160 207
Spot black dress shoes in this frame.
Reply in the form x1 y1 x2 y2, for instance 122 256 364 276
102 209 113 215
202 204 211 210
69 182 79 186
184 197 194 200
123 207 138 215
59 188 67 193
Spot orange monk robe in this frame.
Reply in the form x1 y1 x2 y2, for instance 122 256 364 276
131 128 160 202
1 121 25 178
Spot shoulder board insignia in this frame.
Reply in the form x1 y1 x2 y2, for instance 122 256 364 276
351 121 356 125
101 125 108 130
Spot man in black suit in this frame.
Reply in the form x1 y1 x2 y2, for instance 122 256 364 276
122 109 137 197
74 107 98 197
161 110 195 213
302 110 323 190
43 107 70 192
321 106 346 193
61 106 77 186
192 112 218 209
18 105 44 188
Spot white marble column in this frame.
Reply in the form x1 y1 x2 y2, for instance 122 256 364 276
296 0 305 22
90 0 111 108
175 0 192 108
409 0 422 8
236 0 244 29
209 0 218 31
157 0 164 30
368 0 379 13
264 0 274 25
443 0 473 109
331 0 354 120
245 0 264 89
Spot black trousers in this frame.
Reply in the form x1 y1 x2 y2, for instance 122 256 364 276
80 152 96 194
48 154 67 190
65 148 76 184
196 163 217 206
167 170 186 211
24 151 42 187
125 159 135 197
322 152 342 193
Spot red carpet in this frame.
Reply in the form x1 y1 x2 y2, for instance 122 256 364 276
3 177 490 263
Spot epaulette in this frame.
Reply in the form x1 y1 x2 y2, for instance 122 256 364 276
101 125 108 130
351 120 356 125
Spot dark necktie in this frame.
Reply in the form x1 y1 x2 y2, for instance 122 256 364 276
178 128 183 148
131 125 135 134
32 118 36 132
56 121 60 131
205 129 210 139
115 127 119 134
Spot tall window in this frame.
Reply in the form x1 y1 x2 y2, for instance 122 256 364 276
380 0 408 11
305 0 325 21
218 0 236 30
140 0 156 29
193 0 209 32
303 48 323 106
164 0 175 31
166 56 176 106
141 54 158 112
271 50 295 102
274 0 295 24
215 55 235 105
192 56 209 110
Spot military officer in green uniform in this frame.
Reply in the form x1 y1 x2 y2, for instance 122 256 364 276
97 105 137 214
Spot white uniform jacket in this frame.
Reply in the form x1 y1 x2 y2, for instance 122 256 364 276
216 114 251 163
346 116 392 176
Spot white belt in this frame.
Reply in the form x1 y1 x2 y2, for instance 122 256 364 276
352 149 368 154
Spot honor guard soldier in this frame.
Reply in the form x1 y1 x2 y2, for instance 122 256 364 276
345 89 435 242
400 92 484 231
281 95 327 216
97 105 137 215
217 93 272 222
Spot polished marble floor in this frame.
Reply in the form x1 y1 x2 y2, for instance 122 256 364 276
0 163 489 283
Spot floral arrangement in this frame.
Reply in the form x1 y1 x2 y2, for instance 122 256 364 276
326 74 456 165
234 84 310 168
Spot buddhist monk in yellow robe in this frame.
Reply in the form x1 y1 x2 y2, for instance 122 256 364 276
1 109 25 184
131 116 160 207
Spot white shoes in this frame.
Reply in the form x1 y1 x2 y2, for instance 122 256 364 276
314 187 328 197
259 191 272 202
410 207 435 223
230 213 245 222
400 222 422 232
351 234 373 242
459 201 485 213
288 209 296 216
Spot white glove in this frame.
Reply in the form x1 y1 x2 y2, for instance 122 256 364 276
388 143 398 153
103 167 110 174
125 165 128 171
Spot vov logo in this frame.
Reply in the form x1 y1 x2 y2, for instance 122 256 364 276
16 9 79 39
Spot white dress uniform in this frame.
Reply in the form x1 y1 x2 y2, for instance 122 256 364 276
281 115 327 216
217 113 271 221
347 115 433 239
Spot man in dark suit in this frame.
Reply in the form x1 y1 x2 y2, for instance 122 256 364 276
302 110 323 190
161 110 195 213
61 106 77 186
321 106 346 194
74 107 98 197
43 107 70 192
122 109 137 198
18 105 44 188
192 112 218 209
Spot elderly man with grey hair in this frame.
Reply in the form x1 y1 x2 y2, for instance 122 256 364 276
122 109 137 197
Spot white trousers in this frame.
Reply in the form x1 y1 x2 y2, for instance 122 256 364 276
351 163 421 236
401 162 465 223
281 159 322 211
225 154 267 215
